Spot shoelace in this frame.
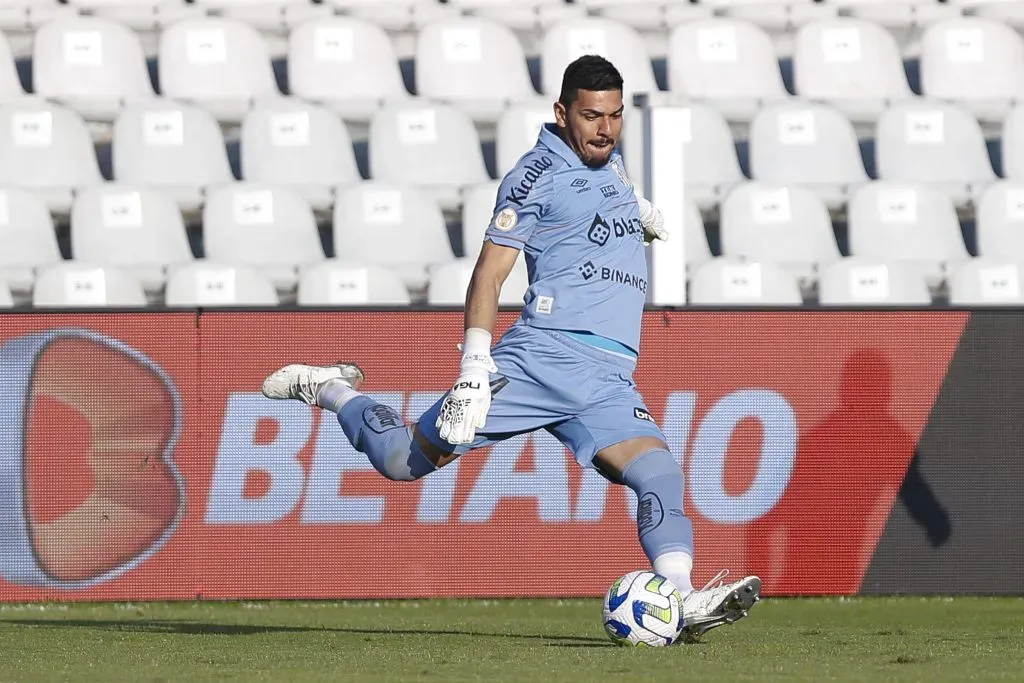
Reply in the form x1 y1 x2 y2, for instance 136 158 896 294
700 569 731 592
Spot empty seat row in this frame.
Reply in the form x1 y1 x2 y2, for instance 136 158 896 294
13 14 1024 126
690 257 1024 306
0 258 529 307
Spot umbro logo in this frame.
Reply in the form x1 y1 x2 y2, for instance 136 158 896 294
571 178 591 194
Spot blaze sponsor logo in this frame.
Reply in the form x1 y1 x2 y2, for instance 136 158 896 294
504 156 554 207
587 212 645 246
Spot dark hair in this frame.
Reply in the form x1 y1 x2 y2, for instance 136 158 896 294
558 55 624 107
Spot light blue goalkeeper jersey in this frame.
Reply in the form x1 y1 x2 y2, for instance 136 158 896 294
485 123 647 354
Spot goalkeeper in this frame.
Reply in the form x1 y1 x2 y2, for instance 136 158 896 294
262 55 760 640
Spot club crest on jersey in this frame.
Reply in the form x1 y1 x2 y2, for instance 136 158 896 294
610 160 632 190
493 207 518 231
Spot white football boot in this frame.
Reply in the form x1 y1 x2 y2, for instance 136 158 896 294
261 362 364 405
680 570 761 643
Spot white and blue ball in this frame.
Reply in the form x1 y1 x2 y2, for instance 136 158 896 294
602 570 685 647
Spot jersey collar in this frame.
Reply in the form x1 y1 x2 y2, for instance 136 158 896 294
539 123 586 169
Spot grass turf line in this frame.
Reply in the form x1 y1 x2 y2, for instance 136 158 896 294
0 597 1022 683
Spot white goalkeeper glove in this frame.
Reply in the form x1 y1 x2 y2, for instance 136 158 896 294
436 328 497 445
636 192 668 246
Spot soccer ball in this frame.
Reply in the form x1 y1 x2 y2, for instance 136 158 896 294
602 570 685 647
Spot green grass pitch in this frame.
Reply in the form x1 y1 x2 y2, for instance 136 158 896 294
1 597 1022 682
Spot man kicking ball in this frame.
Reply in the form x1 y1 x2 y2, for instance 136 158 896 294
262 55 760 641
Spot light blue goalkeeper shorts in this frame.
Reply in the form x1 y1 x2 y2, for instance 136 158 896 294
416 323 666 468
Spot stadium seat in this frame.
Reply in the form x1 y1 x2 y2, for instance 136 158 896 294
298 260 412 305
329 0 455 34
0 187 60 296
793 18 912 125
920 17 1024 125
333 181 455 289
165 261 280 306
575 0 665 33
70 184 193 293
32 263 148 307
461 180 501 260
818 258 932 305
187 0 327 33
999 104 1024 180
0 30 25 101
541 17 658 98
0 101 101 214
976 180 1024 260
369 102 489 211
949 257 1024 305
668 19 787 123
720 182 841 285
749 101 868 209
62 0 187 32
32 17 153 122
701 0 836 35
683 196 713 274
875 100 995 207
0 278 12 307
848 180 969 287
449 0 585 34
241 99 360 212
415 17 536 124
113 101 234 212
288 18 409 124
158 18 279 124
974 1 1024 33
683 103 745 210
428 257 529 305
689 258 803 305
202 183 325 291
496 99 555 176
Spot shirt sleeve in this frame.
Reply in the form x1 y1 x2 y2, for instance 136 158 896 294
484 155 555 250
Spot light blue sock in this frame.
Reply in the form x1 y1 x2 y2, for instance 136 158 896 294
334 396 436 482
621 449 694 585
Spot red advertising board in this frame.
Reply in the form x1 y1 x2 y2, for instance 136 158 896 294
0 311 969 601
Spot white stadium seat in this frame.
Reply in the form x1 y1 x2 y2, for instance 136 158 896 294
848 181 969 287
33 17 153 122
447 0 584 34
541 17 658 98
113 101 234 212
683 196 713 275
333 182 455 289
288 18 409 124
298 260 412 305
0 188 61 296
999 104 1024 180
683 103 745 210
976 180 1024 260
165 261 280 306
369 102 489 211
875 100 995 207
794 18 912 124
461 180 501 261
202 183 325 291
950 258 1024 305
669 19 787 123
689 258 804 305
720 182 841 284
0 100 101 214
158 18 279 124
32 263 148 307
818 258 932 306
496 99 556 176
330 0 455 34
749 101 868 209
70 184 193 292
920 17 1024 125
0 278 12 307
241 98 360 212
428 257 529 306
415 17 536 124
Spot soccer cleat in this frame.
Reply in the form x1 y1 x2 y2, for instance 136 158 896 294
260 362 365 406
679 570 761 643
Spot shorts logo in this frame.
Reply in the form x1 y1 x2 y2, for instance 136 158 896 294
637 492 664 537
579 260 597 280
504 156 554 207
634 407 655 423
493 207 518 231
364 404 403 433
587 213 611 246
600 184 619 198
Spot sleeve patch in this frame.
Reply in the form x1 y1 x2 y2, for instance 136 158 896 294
493 207 519 231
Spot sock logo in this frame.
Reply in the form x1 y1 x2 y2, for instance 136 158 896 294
637 492 664 538
363 404 403 434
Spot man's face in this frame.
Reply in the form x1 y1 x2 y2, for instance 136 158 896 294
555 89 624 169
